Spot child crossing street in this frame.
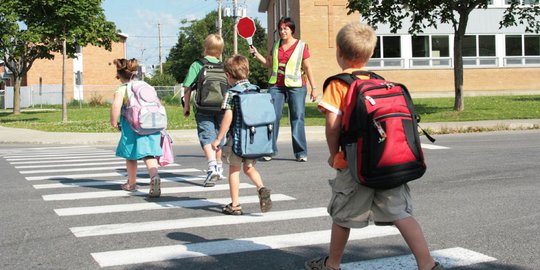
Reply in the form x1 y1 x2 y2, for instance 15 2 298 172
211 54 272 215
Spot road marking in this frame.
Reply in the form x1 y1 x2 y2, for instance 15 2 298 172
91 226 400 267
19 163 180 174
3 149 112 158
340 247 496 270
15 160 127 169
5 151 114 161
43 183 252 201
8 157 123 165
32 175 206 189
54 194 296 216
25 168 200 181
71 207 329 237
421 144 450 150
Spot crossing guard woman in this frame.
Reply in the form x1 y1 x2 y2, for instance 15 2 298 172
250 17 317 162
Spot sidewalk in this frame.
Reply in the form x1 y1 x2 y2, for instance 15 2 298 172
1 119 539 146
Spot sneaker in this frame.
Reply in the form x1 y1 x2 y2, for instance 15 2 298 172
148 175 161 198
304 256 339 270
257 187 272 213
432 262 445 270
222 203 243 215
203 166 219 187
260 156 272 161
296 156 308 162
217 165 226 180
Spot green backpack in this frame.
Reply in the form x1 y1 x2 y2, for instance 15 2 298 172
191 58 228 114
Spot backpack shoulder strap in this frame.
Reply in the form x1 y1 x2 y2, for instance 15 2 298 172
323 73 357 92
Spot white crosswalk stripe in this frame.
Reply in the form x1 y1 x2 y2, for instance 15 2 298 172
2 144 497 270
91 227 401 267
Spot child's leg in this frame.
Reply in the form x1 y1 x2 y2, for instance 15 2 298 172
228 165 241 206
143 157 159 178
243 164 264 189
143 157 161 197
326 222 350 269
394 217 437 270
126 159 138 185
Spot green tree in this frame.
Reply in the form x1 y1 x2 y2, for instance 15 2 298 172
144 71 177 86
0 0 118 119
346 0 540 111
165 11 268 88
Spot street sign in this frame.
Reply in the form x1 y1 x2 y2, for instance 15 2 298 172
237 17 256 46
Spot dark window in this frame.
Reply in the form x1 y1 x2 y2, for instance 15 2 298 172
506 35 522 56
524 35 540 56
479 35 496 56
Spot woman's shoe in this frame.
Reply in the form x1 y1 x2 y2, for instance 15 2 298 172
148 175 161 198
121 183 137 191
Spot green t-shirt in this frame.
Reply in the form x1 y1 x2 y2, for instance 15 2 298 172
182 56 221 88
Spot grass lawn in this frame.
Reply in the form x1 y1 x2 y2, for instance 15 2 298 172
1 95 539 133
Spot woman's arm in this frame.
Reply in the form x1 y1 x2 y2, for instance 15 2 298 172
249 46 272 69
303 57 318 102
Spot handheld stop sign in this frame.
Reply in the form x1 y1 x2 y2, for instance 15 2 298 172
237 17 256 55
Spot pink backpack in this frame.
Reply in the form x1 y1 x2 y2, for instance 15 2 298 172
124 81 167 135
158 131 174 167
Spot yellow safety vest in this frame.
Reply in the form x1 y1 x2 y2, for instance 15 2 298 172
268 40 305 87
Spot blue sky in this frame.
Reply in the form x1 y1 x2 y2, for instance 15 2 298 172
102 0 267 68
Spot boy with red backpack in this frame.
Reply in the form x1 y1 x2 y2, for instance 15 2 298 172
304 22 443 270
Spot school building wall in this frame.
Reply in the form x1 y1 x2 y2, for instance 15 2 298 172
25 36 126 102
258 0 540 96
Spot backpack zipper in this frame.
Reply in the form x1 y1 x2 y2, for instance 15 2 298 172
372 112 412 143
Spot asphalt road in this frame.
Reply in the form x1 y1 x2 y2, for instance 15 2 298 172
0 130 538 270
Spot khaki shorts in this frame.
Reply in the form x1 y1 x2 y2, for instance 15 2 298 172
327 168 413 228
222 141 256 167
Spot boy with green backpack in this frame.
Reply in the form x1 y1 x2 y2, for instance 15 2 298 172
182 33 228 187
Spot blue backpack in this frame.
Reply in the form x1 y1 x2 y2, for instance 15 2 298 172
229 83 276 159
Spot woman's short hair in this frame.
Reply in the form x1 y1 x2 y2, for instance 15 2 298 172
204 33 225 56
278 17 295 34
224 54 249 80
113 58 138 80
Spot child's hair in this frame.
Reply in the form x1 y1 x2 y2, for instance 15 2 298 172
224 54 249 81
336 22 377 65
204 33 225 56
278 17 295 34
113 58 138 80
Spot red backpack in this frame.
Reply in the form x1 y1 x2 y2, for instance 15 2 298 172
323 71 434 189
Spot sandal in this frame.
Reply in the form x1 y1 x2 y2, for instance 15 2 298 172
304 256 340 270
222 203 243 215
148 175 161 198
121 183 137 191
258 187 272 213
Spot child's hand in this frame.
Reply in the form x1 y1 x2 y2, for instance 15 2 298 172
183 106 190 117
310 89 318 102
210 140 220 151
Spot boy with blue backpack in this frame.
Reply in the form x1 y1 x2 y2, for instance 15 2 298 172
211 54 272 215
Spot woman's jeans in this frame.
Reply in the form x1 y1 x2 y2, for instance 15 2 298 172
268 85 308 159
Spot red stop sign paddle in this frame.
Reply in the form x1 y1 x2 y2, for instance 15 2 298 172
237 17 256 49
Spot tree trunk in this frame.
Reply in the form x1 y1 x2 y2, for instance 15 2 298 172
62 38 68 123
453 35 464 112
12 75 21 115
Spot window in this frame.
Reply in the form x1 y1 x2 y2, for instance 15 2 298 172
505 0 539 4
463 35 497 66
369 36 402 68
505 34 540 65
411 35 451 67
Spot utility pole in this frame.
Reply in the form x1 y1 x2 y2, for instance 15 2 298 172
233 0 238 54
217 0 223 37
141 44 146 80
158 22 163 74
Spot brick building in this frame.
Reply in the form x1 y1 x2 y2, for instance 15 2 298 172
2 33 127 108
258 0 540 96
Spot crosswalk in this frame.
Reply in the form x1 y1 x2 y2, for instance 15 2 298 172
1 144 498 269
